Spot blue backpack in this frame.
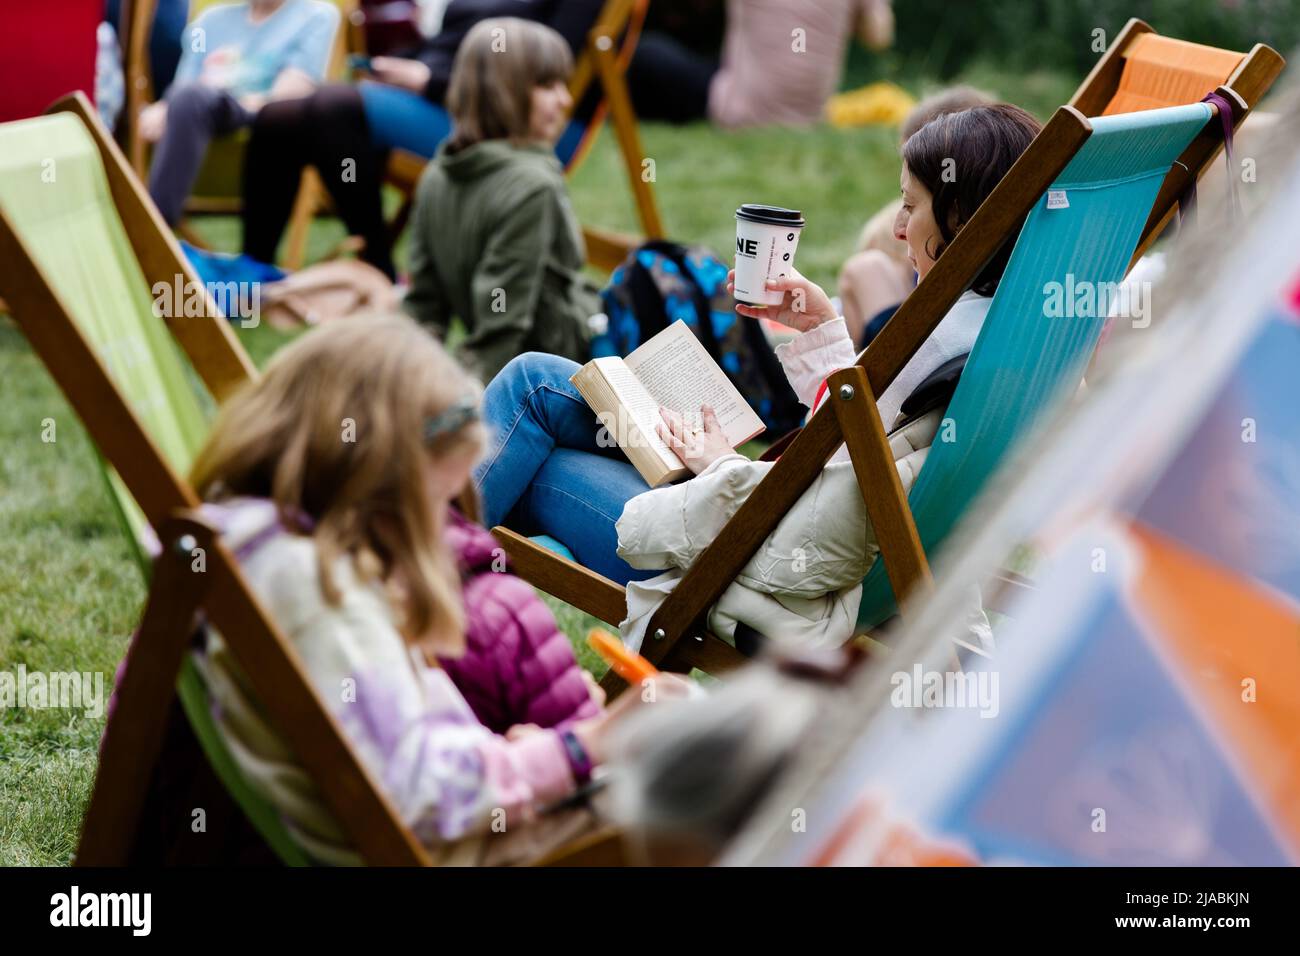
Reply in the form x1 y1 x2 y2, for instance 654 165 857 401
594 241 805 435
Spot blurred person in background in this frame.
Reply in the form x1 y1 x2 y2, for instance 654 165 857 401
625 0 894 126
240 0 604 277
138 0 340 225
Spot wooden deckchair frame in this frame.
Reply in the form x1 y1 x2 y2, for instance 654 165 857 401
495 20 1282 692
1 93 622 866
360 0 663 275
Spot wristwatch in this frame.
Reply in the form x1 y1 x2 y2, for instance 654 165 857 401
560 729 593 784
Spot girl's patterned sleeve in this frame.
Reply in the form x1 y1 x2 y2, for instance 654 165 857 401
274 574 577 847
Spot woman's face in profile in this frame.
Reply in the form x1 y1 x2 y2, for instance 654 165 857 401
529 80 574 144
894 162 942 280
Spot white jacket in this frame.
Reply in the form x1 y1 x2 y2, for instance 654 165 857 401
615 295 992 651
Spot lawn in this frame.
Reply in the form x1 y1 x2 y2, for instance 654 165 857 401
0 63 1074 865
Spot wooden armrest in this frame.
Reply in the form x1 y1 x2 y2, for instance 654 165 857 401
491 526 627 626
582 225 641 272
385 149 427 191
662 632 749 675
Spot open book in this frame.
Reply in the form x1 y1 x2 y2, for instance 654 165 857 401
571 320 766 486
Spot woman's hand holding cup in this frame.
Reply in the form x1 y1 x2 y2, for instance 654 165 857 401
727 267 839 334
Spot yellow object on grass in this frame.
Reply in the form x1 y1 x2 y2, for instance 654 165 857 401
826 81 916 128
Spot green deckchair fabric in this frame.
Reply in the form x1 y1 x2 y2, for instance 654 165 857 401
0 114 310 865
857 103 1215 629
0 115 210 558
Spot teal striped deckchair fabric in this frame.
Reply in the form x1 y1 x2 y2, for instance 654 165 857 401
857 103 1214 629
0 113 311 865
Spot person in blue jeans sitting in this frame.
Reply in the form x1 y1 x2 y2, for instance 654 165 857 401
139 0 339 226
476 269 850 586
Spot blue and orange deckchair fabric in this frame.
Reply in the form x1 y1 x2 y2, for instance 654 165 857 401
855 103 1216 629
0 110 312 864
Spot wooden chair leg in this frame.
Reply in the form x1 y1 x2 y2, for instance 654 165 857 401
829 366 933 609
281 169 324 271
591 30 664 239
176 221 210 250
387 197 415 247
75 516 212 866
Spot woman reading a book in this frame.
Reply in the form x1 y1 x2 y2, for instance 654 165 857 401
476 105 1042 635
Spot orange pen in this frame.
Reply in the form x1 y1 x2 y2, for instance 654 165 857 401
586 629 659 686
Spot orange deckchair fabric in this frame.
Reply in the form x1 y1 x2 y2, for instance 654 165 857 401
1103 34 1244 115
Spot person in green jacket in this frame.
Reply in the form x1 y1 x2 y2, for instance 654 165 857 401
403 17 601 382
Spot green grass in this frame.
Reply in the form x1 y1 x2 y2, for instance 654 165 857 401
0 63 1070 864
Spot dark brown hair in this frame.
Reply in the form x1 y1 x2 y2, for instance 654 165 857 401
446 17 573 152
902 103 1042 296
901 85 995 143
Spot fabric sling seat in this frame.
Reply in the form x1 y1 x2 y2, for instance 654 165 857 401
856 102 1217 628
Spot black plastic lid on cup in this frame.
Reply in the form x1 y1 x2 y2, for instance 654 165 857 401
736 204 806 228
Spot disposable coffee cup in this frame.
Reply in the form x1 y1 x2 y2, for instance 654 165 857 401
733 204 806 306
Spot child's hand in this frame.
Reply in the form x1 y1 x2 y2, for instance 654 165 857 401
574 674 693 764
727 267 839 334
370 56 433 93
657 405 735 475
138 102 168 143
505 723 543 741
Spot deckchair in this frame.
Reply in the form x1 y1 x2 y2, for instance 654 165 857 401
339 0 663 274
118 0 358 259
488 24 1282 691
508 101 1228 682
0 93 622 866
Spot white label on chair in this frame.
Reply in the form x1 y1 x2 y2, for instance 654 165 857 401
1046 189 1069 210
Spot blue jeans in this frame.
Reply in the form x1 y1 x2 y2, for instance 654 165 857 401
357 82 452 157
357 81 587 165
474 353 660 586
